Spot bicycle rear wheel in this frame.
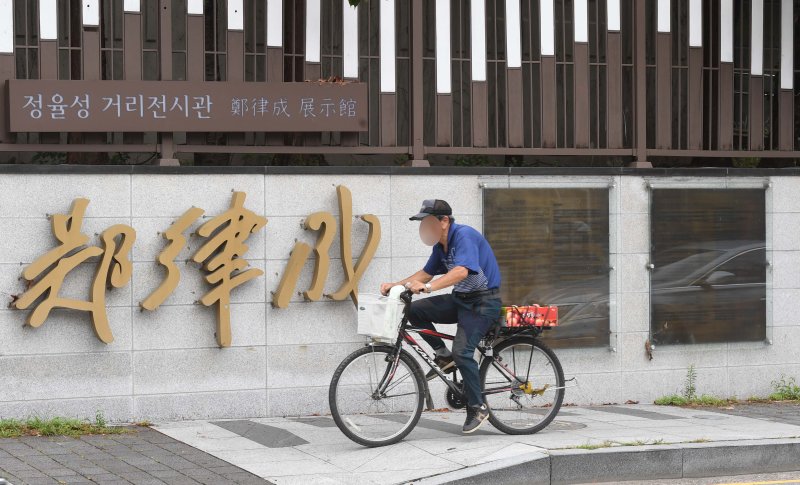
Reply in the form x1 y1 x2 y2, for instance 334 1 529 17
329 344 425 447
480 336 565 434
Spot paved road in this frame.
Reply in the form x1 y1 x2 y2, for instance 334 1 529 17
0 426 269 485
150 402 800 484
710 401 800 427
2 402 799 484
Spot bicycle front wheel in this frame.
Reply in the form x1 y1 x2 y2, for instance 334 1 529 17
480 336 565 434
329 344 425 447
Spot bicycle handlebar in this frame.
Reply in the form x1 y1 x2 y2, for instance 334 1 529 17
399 289 414 305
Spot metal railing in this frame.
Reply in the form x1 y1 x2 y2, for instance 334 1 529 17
0 0 796 165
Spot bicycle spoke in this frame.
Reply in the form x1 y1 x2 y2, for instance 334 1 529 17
483 385 514 395
332 347 422 446
525 342 534 382
512 346 517 376
365 353 376 393
491 359 523 383
384 371 413 394
482 340 563 433
382 391 419 399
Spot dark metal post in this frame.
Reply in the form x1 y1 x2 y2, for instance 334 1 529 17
158 0 178 165
631 0 651 167
410 0 428 166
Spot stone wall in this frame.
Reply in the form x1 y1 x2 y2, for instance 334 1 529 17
0 172 797 422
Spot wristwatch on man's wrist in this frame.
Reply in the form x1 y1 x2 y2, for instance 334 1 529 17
424 283 432 293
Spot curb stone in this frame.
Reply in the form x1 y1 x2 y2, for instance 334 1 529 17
412 438 800 485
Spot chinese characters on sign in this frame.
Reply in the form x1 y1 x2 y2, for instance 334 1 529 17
229 96 358 119
273 186 381 308
13 186 380 348
139 193 267 348
8 80 368 133
14 198 135 344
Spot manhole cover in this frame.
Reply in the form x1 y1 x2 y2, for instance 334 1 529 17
548 420 587 431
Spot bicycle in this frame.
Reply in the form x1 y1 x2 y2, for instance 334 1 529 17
329 289 565 447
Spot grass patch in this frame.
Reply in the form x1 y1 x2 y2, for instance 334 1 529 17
768 375 800 401
575 440 615 450
614 438 666 447
654 394 736 407
0 413 130 438
653 364 720 406
568 439 670 450
655 373 800 407
655 367 800 407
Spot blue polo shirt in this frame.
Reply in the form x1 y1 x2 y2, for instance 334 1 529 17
423 222 501 292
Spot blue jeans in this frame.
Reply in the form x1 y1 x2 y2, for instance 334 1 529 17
406 292 502 407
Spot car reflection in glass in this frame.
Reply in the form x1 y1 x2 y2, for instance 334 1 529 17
524 241 767 347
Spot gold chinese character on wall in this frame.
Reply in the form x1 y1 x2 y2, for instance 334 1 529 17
273 185 380 308
13 198 135 344
13 185 380 348
191 192 266 347
140 192 266 348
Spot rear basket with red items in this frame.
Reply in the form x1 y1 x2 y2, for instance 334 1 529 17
501 305 558 328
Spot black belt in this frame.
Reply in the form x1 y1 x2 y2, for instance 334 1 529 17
453 288 499 299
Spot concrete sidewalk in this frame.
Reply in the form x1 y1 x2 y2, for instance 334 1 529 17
148 402 800 484
0 426 267 485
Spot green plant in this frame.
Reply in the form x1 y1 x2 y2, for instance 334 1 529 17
571 439 668 450
732 157 760 168
30 151 67 165
109 152 131 165
692 395 731 406
453 155 493 167
575 440 614 450
269 153 328 166
394 154 411 166
683 364 697 401
560 438 692 451
655 394 689 406
95 410 106 428
769 375 800 401
615 439 647 446
654 394 735 407
654 370 740 407
0 416 129 438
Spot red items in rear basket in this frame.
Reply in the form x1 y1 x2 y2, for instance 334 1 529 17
503 305 558 327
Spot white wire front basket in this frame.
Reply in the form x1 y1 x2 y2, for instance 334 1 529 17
356 291 405 343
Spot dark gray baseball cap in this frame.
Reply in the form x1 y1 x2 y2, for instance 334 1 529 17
409 199 452 220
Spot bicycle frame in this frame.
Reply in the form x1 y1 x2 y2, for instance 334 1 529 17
370 319 464 405
373 293 547 403
400 326 465 397
400 325 545 398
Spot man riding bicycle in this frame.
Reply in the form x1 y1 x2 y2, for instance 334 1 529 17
380 199 502 433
